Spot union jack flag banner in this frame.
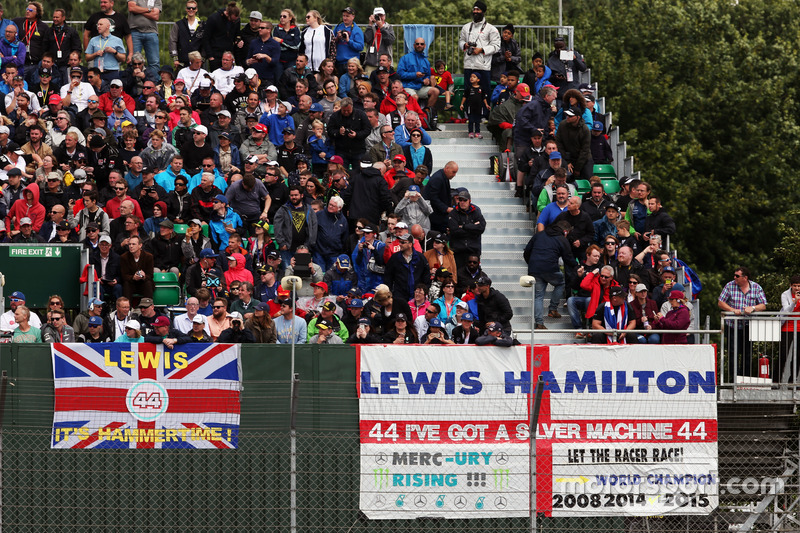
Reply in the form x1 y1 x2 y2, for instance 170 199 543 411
51 343 242 450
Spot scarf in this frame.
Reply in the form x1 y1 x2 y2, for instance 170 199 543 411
602 301 628 344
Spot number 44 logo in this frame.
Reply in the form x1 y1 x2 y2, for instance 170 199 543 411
677 422 707 440
126 380 169 422
132 391 163 409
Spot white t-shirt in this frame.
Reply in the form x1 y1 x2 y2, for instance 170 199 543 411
210 66 244 96
176 66 210 94
4 90 41 114
0 309 42 333
60 82 97 112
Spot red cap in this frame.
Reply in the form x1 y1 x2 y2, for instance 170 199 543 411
329 155 344 165
393 154 406 162
311 281 329 293
252 123 268 134
515 83 531 100
48 94 62 105
152 316 171 327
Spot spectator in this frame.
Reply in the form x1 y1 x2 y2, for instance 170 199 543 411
590 285 636 344
81 315 112 343
119 234 154 299
314 195 348 271
524 220 577 330
644 195 676 241
169 0 205 71
567 244 602 336
398 37 440 110
346 317 382 344
348 163 392 227
590 120 613 164
332 7 363 75
0 291 42 333
594 203 621 244
546 35 587 95
555 106 592 180
423 161 458 233
476 321 520 347
421 317 454 345
582 183 612 222
718 267 767 378
474 275 513 334
206 296 230 340
217 311 256 343
630 283 660 344
173 297 208 334
554 195 595 258
85 19 126 84
202 2 240 72
382 312 417 344
274 298 306 344
41 308 76 343
448 189 487 271
491 24 521 81
84 0 133 67
384 233 430 303
186 315 211 341
369 125 403 166
536 183 571 232
114 319 144 342
242 301 276 343
246 20 281 85
458 1 500 107
396 184 432 233
652 289 691 344
328 97 370 170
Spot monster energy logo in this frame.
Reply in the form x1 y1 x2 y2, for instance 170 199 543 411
493 469 510 489
374 468 390 489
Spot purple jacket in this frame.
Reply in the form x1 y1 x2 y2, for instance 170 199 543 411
0 37 26 72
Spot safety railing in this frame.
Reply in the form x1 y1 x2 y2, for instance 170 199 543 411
67 22 573 73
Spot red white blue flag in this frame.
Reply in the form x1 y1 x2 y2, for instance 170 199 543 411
51 343 242 450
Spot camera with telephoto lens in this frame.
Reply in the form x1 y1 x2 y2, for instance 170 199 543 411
466 42 478 55
343 128 354 136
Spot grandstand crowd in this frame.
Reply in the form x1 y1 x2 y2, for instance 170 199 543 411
0 0 763 353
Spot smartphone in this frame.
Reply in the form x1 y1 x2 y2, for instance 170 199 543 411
294 252 312 278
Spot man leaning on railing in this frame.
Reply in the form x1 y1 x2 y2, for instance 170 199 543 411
718 266 767 381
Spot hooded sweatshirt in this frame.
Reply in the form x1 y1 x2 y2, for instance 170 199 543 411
224 252 254 286
5 183 45 231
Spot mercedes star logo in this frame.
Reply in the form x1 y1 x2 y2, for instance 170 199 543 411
495 452 509 465
374 495 386 507
494 496 507 509
375 452 388 465
454 496 467 508
414 495 427 507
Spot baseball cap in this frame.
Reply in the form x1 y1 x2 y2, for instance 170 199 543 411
199 248 217 259
152 316 171 327
312 282 330 293
376 65 389 74
342 6 355 14
397 233 412 242
456 300 468 309
408 184 421 193
192 314 206 324
249 10 262 19
88 316 104 326
549 151 562 160
19 217 32 226
476 275 492 286
10 291 25 300
56 220 71 231
48 94 62 105
138 298 154 308
228 311 244 322
99 235 112 244
349 298 364 308
395 313 408 321
309 103 324 113
635 283 648 293
592 121 604 131
457 189 471 200
218 110 231 118
668 289 685 300
393 154 406 162
213 194 228 204
329 155 344 165
194 125 208 135
337 254 350 269
563 107 578 117
317 319 333 330
373 7 386 15
245 154 259 165
126 320 141 330
487 322 502 332
322 301 336 312
358 317 371 326
282 126 295 135
0 125 9 135
609 286 625 298
255 302 270 311
605 203 619 211
174 78 186 85
395 221 408 230
265 85 279 93
234 73 248 82
662 266 676 274
429 318 443 328
462 312 475 321
252 123 268 134
72 169 88 182
110 79 123 87
267 250 280 259
159 220 174 229
515 83 531 100
245 68 258 79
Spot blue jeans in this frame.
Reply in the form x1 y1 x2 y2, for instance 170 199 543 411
313 252 338 274
132 31 160 77
637 333 661 344
567 296 591 329
534 271 564 326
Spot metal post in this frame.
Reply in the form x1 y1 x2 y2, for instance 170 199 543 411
558 0 563 28
289 282 298 533
530 282 536 346
529 375 544 533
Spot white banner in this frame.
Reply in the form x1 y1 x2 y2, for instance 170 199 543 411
358 344 718 519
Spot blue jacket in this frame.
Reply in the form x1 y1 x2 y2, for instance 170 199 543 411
155 167 190 193
523 224 576 277
397 49 432 91
208 206 243 249
593 214 618 243
351 236 385 293
188 169 228 194
394 124 431 148
332 22 364 63
514 95 552 146
315 208 348 258
0 37 25 72
308 134 334 164
385 249 430 303
261 113 296 146
247 37 281 80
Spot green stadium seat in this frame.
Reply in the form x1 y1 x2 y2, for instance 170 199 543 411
153 272 179 285
173 224 188 235
593 164 616 178
152 285 181 307
575 179 591 195
202 224 209 237
601 178 621 195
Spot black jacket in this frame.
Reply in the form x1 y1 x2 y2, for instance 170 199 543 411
146 233 183 271
523 223 576 285
43 24 81 67
217 327 256 343
402 144 433 173
422 169 452 232
475 288 513 333
645 209 676 239
171 17 206 65
348 166 392 225
144 328 193 345
203 9 241 59
452 324 480 344
91 248 122 284
448 204 487 256
327 108 371 157
384 250 430 303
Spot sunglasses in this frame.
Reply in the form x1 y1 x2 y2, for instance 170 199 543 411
212 305 225 309
88 99 99 103
87 228 99 232
50 317 63 322
41 73 51 77
426 309 437 313
49 301 62 305
114 187 127 191
599 275 612 279
186 6 197 9
605 242 616 245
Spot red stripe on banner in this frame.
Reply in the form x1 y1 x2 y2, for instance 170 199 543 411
55 387 127 412
168 344 231 379
55 343 113 378
137 343 158 381
137 420 155 449
167 389 240 414
359 419 530 443
182 423 230 449
73 421 126 449
534 345 553 515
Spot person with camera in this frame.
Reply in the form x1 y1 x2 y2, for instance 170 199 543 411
333 7 364 76
363 8 394 77
458 1 500 112
397 38 440 111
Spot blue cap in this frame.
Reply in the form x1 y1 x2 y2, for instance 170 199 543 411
429 318 443 328
592 121 603 131
662 266 675 274
358 317 371 326
349 298 364 308
462 312 474 321
408 185 421 193
255 301 270 311
213 194 228 204
9 291 24 300
337 254 350 268
88 316 104 326
310 103 324 113
199 248 217 259
549 151 562 160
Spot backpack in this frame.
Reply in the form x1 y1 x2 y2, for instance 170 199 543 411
490 149 516 182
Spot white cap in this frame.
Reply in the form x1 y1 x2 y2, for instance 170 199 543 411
194 125 208 135
245 68 257 79
198 78 211 88
456 300 469 309
99 235 112 244
249 11 262 20
19 217 32 225
110 79 123 87
373 7 385 15
192 314 206 324
280 100 293 112
126 319 141 330
228 311 243 321
0 126 9 135
265 85 279 93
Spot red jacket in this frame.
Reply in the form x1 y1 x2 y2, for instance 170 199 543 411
105 195 145 221
580 271 620 319
5 183 46 231
98 91 136 116
653 304 691 344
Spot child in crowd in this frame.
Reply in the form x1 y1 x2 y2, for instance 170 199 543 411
432 60 455 110
460 73 489 139
308 119 335 177
491 72 508 105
